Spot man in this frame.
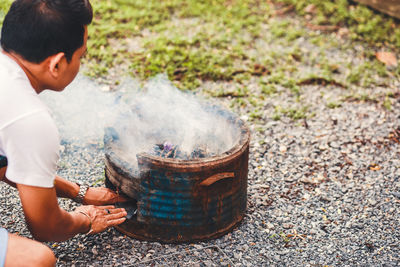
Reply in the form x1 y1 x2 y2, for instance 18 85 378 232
0 0 128 266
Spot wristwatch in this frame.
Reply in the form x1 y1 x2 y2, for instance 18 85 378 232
73 183 90 204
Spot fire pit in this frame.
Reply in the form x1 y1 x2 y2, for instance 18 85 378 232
103 79 250 243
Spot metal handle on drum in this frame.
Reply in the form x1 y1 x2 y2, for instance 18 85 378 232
200 172 235 186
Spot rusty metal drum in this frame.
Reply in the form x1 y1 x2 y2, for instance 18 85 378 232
104 107 250 243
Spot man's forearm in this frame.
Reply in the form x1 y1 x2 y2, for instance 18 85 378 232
17 184 91 242
1 166 79 200
54 175 80 199
39 208 90 242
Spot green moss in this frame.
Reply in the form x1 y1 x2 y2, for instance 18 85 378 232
282 106 308 120
383 95 392 110
86 0 272 86
269 19 306 42
345 61 387 86
273 105 308 120
276 0 400 48
326 101 342 109
261 84 278 96
346 66 363 84
249 109 263 121
272 113 281 121
0 0 12 25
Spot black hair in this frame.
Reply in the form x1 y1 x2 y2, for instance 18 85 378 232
1 0 92 63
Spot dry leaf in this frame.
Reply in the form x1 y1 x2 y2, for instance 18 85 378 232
338 27 349 37
376 51 397 67
305 4 316 13
369 164 381 171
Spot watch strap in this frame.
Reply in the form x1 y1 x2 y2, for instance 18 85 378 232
73 183 89 204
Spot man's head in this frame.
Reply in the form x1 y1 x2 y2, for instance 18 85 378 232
1 0 93 92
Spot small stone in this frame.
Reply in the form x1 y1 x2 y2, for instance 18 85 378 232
279 145 287 153
234 252 242 260
392 192 400 199
91 247 98 255
100 85 110 92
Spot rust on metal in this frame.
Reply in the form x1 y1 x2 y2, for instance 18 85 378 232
199 172 235 186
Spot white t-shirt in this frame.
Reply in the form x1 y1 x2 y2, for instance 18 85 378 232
0 52 59 188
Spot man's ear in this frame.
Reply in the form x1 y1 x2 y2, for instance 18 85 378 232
48 52 66 78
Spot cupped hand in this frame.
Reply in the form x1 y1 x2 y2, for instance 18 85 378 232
75 205 127 234
83 187 128 206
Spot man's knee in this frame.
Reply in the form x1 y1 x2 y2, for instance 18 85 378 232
31 244 56 267
5 233 56 267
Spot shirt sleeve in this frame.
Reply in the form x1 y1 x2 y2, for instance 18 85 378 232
2 110 60 188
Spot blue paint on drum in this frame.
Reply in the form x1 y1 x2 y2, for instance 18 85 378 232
139 169 196 225
137 165 246 228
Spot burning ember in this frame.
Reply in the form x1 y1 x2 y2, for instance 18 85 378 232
151 141 212 159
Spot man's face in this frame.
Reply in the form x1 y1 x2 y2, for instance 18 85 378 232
55 26 88 91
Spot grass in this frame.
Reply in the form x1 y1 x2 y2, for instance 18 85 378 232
277 0 400 48
85 0 400 90
0 0 12 25
1 0 399 121
85 0 271 88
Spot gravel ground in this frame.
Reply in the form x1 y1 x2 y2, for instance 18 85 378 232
1 19 400 267
1 80 399 266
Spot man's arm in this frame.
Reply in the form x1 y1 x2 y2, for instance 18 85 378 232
53 175 127 205
16 183 127 242
1 166 126 205
0 166 16 187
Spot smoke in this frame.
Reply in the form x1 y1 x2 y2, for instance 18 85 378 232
40 74 241 168
113 75 241 163
40 74 120 144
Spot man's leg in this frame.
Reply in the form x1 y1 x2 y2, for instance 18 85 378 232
1 157 55 267
4 232 56 267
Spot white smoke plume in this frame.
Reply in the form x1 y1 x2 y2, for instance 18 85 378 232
41 74 241 168
40 74 120 144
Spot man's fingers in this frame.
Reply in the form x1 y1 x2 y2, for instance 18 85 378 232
98 205 115 210
106 210 127 219
106 207 126 214
107 217 126 227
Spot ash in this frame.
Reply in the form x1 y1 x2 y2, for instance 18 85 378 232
151 141 214 159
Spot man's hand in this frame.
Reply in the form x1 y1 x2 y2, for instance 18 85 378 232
74 205 127 234
82 187 128 206
17 183 128 241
